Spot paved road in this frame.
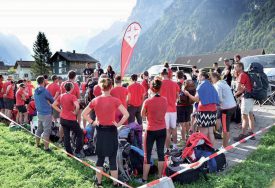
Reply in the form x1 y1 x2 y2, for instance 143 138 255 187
86 105 275 170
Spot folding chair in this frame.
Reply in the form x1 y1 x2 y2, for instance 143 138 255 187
261 84 275 106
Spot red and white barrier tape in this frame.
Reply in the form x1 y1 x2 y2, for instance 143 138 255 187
139 124 274 187
0 112 133 188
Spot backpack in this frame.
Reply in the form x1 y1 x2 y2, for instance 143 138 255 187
178 80 196 106
103 140 133 182
129 145 157 176
245 62 269 101
85 80 98 105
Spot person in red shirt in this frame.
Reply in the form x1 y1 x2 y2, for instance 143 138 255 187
60 71 81 123
82 78 129 187
27 80 34 98
46 75 61 122
141 71 149 99
16 83 28 124
52 82 84 158
160 68 180 151
4 78 15 119
164 62 173 80
139 79 167 183
0 75 4 113
111 75 128 122
28 98 36 122
127 74 145 126
233 62 255 141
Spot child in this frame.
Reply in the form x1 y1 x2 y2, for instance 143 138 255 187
28 97 37 123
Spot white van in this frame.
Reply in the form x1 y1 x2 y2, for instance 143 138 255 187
147 64 192 80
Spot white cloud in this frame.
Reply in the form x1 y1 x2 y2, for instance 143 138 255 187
0 0 136 53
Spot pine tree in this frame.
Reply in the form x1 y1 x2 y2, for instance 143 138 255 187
31 32 52 77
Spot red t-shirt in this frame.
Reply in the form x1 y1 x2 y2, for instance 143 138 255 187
46 82 60 98
27 83 34 97
237 72 252 93
6 84 14 99
93 85 102 97
3 81 11 97
16 89 25 106
89 96 121 126
198 102 217 112
141 79 149 92
81 82 86 95
144 96 167 131
110 86 128 107
128 82 145 107
57 93 78 121
160 79 180 112
0 81 3 98
60 81 80 99
28 101 36 115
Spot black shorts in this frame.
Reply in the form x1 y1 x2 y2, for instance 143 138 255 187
221 107 236 133
144 128 166 164
17 105 27 113
4 98 14 110
0 98 4 109
177 105 193 123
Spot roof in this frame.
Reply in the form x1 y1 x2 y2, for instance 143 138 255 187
50 51 99 63
14 61 34 69
174 48 265 68
0 64 13 71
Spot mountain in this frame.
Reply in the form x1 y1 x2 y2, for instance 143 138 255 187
0 33 31 65
85 21 125 53
91 0 274 74
90 0 173 69
217 0 275 53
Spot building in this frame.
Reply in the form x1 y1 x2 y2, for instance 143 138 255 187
174 48 266 68
14 60 34 80
0 61 13 78
49 50 99 77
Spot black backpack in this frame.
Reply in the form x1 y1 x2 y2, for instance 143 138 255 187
245 62 269 101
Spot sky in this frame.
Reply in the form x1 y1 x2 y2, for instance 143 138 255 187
0 0 136 53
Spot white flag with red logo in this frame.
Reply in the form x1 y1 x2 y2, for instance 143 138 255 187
121 22 141 77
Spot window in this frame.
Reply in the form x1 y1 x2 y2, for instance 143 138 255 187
59 67 67 74
24 73 28 78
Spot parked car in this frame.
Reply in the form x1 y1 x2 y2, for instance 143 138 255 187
241 54 275 82
147 64 192 81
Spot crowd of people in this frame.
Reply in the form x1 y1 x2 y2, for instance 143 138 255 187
0 55 256 186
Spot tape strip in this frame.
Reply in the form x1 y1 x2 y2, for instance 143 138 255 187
0 112 133 188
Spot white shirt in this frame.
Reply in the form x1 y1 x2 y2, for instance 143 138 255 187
214 80 236 109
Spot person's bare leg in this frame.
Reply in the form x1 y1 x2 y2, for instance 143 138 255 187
248 112 255 132
158 161 164 178
180 123 186 141
222 132 230 147
165 129 171 149
43 136 50 150
23 113 28 123
18 113 22 124
208 127 215 147
35 137 40 147
142 164 150 181
96 167 103 184
171 128 177 146
241 114 249 135
110 170 119 185
59 126 64 141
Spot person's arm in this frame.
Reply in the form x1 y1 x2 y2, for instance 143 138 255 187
183 90 200 103
113 104 129 127
141 102 147 118
54 91 60 100
5 85 11 96
73 101 80 115
82 103 98 126
52 100 61 113
127 93 131 104
234 74 246 97
46 90 54 104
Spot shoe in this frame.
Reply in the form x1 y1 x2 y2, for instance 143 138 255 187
246 132 256 140
135 178 147 184
75 152 85 159
233 134 247 142
113 183 122 187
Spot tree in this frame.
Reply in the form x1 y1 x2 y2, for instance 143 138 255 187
31 32 52 77
7 67 16 75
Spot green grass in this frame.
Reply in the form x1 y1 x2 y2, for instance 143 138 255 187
0 123 274 188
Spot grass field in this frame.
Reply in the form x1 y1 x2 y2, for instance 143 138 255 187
0 123 274 188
